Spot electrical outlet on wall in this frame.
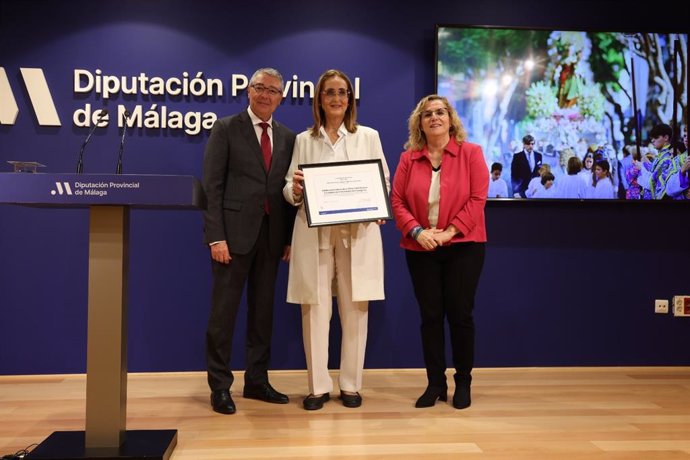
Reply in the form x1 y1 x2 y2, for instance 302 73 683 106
672 296 690 317
655 299 669 314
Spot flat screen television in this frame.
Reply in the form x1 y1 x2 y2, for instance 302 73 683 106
436 25 688 201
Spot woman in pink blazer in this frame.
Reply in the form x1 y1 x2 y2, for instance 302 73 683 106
391 95 488 409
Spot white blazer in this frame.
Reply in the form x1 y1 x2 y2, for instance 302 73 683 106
283 125 390 304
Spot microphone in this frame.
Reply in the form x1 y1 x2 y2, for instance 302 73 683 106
76 109 108 174
115 110 131 175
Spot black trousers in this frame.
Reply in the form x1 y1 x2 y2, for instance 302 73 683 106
405 242 485 387
206 217 280 391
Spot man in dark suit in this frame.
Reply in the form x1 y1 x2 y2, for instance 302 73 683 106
202 68 296 414
510 134 543 198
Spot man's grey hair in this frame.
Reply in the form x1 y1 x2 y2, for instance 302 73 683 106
249 68 284 90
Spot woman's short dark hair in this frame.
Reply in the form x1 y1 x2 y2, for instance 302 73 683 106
567 156 583 175
540 172 555 185
595 159 610 172
650 123 672 139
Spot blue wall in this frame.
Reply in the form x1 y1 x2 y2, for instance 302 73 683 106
1 0 689 375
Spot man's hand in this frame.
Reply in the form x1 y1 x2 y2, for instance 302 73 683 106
281 245 291 262
210 241 231 264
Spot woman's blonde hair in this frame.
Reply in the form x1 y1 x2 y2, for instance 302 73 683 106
309 69 358 138
538 163 551 175
404 95 467 150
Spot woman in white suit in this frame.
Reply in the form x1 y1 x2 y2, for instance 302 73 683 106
283 69 390 410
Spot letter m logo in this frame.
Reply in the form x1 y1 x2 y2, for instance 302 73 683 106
51 182 73 196
0 67 61 126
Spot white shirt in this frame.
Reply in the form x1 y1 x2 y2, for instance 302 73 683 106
318 124 348 159
317 124 350 249
525 176 543 198
532 185 557 198
557 174 587 199
591 178 615 199
247 106 273 152
428 168 441 227
578 169 593 187
525 150 535 171
488 177 508 198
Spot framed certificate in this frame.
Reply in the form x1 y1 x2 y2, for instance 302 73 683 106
299 159 392 227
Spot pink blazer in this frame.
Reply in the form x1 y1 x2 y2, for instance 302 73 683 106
391 137 488 251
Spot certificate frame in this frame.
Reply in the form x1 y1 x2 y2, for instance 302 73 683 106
299 159 392 227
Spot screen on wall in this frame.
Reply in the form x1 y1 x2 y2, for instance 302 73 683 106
436 25 688 201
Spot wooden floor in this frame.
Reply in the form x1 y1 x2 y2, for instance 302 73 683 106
1 368 690 459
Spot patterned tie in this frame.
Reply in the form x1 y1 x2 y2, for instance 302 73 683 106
260 122 272 214
260 122 272 172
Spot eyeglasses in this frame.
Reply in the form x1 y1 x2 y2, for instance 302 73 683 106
322 89 350 99
421 108 448 119
251 84 282 97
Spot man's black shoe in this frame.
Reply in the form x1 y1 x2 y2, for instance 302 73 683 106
211 389 236 414
243 382 289 404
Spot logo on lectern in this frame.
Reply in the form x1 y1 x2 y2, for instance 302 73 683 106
51 182 73 196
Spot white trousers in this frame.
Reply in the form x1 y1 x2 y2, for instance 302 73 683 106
301 233 369 395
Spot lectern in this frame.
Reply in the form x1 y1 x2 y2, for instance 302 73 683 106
0 173 204 460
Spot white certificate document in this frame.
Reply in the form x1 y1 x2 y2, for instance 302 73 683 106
300 159 391 227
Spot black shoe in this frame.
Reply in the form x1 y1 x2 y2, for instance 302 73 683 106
211 389 236 414
339 390 362 408
243 382 289 404
303 393 330 410
453 384 471 409
415 386 448 408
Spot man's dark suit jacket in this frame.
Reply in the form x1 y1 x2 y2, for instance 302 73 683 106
510 150 543 198
202 110 296 256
